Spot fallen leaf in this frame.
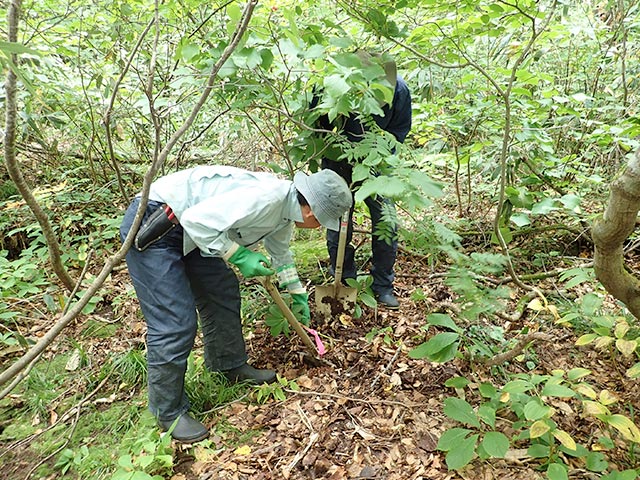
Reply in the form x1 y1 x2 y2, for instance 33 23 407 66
234 445 251 456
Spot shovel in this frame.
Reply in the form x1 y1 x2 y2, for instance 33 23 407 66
258 276 325 358
315 213 358 319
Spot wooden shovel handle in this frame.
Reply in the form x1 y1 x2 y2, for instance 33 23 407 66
334 213 349 293
258 276 319 356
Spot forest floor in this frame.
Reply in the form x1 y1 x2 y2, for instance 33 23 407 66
2 227 640 480
164 242 639 480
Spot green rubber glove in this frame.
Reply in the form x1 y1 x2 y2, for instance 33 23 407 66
291 292 310 326
227 245 275 278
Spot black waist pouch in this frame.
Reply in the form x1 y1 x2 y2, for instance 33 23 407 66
134 205 177 251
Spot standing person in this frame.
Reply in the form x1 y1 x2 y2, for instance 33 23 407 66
313 53 412 309
120 165 352 442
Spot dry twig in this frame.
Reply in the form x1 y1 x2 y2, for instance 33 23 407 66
484 332 553 367
370 343 403 390
282 404 319 477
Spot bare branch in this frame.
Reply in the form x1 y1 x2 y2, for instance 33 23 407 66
484 332 553 367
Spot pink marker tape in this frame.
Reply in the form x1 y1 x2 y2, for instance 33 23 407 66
303 326 326 356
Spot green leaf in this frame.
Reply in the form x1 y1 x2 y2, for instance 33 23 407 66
117 455 134 469
531 197 558 215
502 379 533 393
136 455 154 469
352 163 370 183
481 431 509 458
0 41 41 56
523 399 551 421
355 176 406 202
626 362 640 379
111 470 132 480
359 292 377 308
177 39 200 62
443 397 481 428
547 463 568 480
478 383 497 398
428 342 459 363
131 472 154 480
505 186 534 208
601 470 640 480
528 443 550 458
426 313 459 331
409 332 459 361
585 451 608 472
445 376 470 389
541 383 575 398
407 171 443 198
437 427 472 451
477 405 496 429
510 212 531 227
491 225 512 244
559 193 581 213
567 368 591 381
323 74 351 97
575 333 598 346
226 2 243 21
445 433 479 470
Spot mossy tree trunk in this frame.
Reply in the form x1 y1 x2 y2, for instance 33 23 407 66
592 147 640 319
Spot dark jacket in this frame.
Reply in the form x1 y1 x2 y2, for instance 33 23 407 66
314 76 413 183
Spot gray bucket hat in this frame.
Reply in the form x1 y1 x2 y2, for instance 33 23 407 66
293 170 353 231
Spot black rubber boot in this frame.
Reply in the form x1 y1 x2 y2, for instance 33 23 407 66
158 413 209 443
223 363 277 385
376 292 400 310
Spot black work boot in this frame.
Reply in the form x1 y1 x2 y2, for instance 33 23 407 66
376 292 400 310
223 363 277 385
158 413 209 443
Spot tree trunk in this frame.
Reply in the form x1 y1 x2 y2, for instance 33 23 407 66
592 147 640 318
3 0 76 292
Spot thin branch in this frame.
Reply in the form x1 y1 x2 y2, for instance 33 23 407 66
484 332 553 367
103 17 155 204
62 249 94 316
370 343 403 390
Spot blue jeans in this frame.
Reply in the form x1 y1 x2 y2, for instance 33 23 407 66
326 195 398 296
120 198 247 422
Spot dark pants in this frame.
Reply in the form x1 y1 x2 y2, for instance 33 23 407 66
322 160 398 296
120 198 247 422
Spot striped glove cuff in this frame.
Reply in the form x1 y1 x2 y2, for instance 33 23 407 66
276 264 306 294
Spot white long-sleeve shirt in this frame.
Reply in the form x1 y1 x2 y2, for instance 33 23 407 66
147 165 302 268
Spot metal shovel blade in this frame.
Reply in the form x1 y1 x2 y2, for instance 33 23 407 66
316 213 357 319
315 283 357 319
